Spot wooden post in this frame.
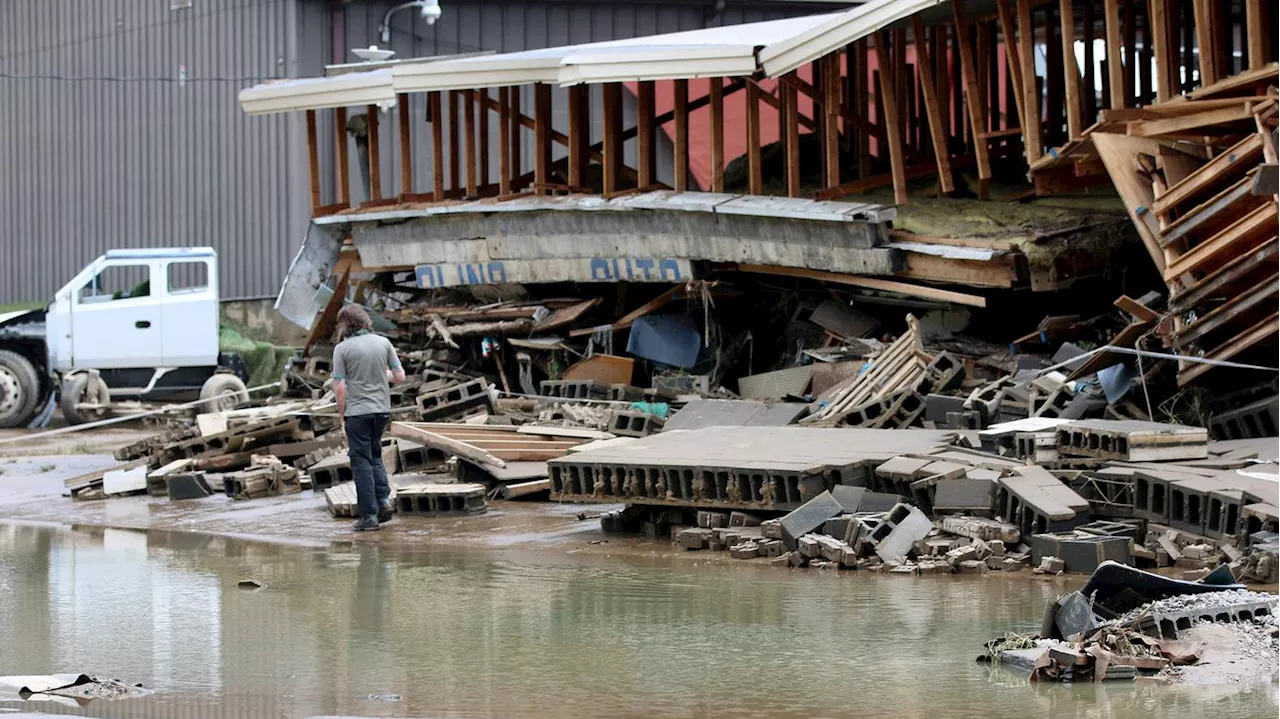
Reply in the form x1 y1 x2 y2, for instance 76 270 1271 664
912 16 954 193
855 39 870 180
334 107 350 206
893 29 908 136
477 89 489 191
1123 0 1136 101
305 110 321 213
447 91 459 192
1136 2 1151 102
1245 0 1265 69
783 75 800 197
464 91 477 196
497 87 511 196
874 33 908 205
366 104 382 201
637 81 655 188
602 83 620 194
429 93 444 201
935 27 952 140
568 85 587 189
710 79 725 192
747 80 763 195
1045 8 1064 146
674 79 689 192
1083 2 1097 120
397 95 413 196
1104 0 1126 107
509 88 521 190
998 0 1028 133
534 84 551 192
822 54 841 190
976 23 991 131
955 0 993 197
1016 0 1043 161
1060 0 1082 139
1149 0 1174 102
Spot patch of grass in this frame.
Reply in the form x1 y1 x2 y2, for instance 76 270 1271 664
38 464 56 473
68 442 99 454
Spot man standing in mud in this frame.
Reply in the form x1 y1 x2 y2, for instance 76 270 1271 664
332 305 406 531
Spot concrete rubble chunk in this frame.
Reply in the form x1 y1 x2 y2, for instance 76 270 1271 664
1038 556 1066 573
757 539 785 558
677 527 713 550
938 515 1020 544
779 490 845 549
730 541 760 559
760 518 783 539
957 559 988 574
870 504 933 562
729 511 762 527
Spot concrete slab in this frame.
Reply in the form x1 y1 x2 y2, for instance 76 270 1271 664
779 490 844 549
933 478 995 514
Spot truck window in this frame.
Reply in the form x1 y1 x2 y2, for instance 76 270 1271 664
78 264 150 303
167 261 209 294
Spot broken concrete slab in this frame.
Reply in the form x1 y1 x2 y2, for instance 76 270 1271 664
871 504 933 561
1055 420 1209 462
779 490 844 549
932 478 996 515
938 515 1020 544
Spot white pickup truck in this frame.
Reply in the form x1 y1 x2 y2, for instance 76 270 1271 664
0 247 249 427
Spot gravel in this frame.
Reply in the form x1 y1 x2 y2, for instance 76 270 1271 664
1115 589 1278 625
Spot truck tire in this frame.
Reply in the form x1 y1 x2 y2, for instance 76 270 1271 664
61 374 111 425
200 373 248 414
0 349 41 428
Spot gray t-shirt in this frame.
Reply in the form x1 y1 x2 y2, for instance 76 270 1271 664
332 331 401 416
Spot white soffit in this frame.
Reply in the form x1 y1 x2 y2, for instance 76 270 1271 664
758 0 942 78
238 70 396 116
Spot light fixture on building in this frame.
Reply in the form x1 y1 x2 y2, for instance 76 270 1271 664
352 45 396 63
379 1 442 44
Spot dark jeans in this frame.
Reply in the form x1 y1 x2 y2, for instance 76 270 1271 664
344 413 391 518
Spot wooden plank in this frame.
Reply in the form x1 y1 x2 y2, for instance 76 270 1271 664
334 107 350 207
997 0 1029 137
534 83 551 192
1192 0 1218 86
1103 0 1125 109
477 88 490 190
305 109 321 213
1090 132 1168 273
429 92 445 201
397 94 413 196
366 104 382 201
912 16 954 193
1152 133 1264 214
390 422 506 468
637 81 655 188
1123 0 1136 101
447 91 459 192
710 79 725 192
783 75 801 197
1132 104 1258 137
503 479 552 498
1163 201 1278 280
568 84 587 189
1059 0 1083 139
602 83 621 195
464 91 478 196
1150 0 1174 102
747 80 763 195
1177 312 1278 386
1115 295 1161 321
1185 63 1279 100
497 87 511 196
510 87 521 189
1174 278 1278 345
1016 0 1043 160
1159 177 1263 248
1245 0 1266 69
855 38 871 179
566 285 699 337
1082 1 1097 121
955 1 993 191
896 253 1017 288
674 78 689 192
821 55 841 190
815 162 945 200
736 263 988 307
874 33 908 205
1172 238 1278 305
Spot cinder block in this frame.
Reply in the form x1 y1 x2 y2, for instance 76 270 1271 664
779 491 844 549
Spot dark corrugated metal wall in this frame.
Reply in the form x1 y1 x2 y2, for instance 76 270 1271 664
1 0 824 303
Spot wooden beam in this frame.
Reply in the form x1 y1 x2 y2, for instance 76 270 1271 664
464 91 478 196
1131 103 1257 136
737 264 989 307
1163 201 1278 280
1016 0 1043 160
997 0 1029 134
822 54 841 190
1083 1 1097 121
477 88 489 190
1103 0 1125 108
429 93 444 201
305 109 321 213
509 88 521 190
1174 279 1278 345
1153 134 1264 214
534 83 551 192
710 79 725 192
1173 238 1277 306
637 81 655 188
497 87 511 196
1123 0 1136 101
912 16 954 193
747 80 763 195
1246 0 1266 69
396 95 413 196
874 33 908 205
334 107 350 207
815 162 945 200
1059 0 1083 139
897 253 1017 288
366 104 382 201
783 74 801 197
1192 0 1218 86
568 84 587 189
447 91 459 192
602 83 621 195
674 79 690 192
1149 0 1175 102
955 0 993 193
855 38 871 179
1177 312 1278 386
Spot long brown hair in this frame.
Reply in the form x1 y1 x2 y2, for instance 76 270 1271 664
336 304 373 340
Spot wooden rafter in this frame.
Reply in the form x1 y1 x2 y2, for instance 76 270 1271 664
710 79 725 192
955 0 992 195
911 16 954 193
874 32 908 205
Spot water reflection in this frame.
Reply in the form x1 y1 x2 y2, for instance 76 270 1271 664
0 523 1274 719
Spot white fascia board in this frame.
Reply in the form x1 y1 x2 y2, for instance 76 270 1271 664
758 0 941 78
392 54 562 92
557 46 759 86
238 70 396 115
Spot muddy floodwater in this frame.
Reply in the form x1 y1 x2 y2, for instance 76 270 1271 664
0 523 1275 719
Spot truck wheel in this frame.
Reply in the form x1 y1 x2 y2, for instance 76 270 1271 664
61 374 111 425
0 349 41 429
200 374 248 414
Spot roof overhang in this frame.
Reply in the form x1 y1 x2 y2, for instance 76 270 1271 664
238 70 396 116
557 45 760 86
392 53 564 93
758 0 942 77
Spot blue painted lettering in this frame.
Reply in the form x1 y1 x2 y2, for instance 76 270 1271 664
635 258 655 280
659 258 683 281
590 258 612 281
487 262 507 283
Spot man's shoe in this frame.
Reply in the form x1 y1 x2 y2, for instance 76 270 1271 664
352 515 380 532
378 500 395 523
